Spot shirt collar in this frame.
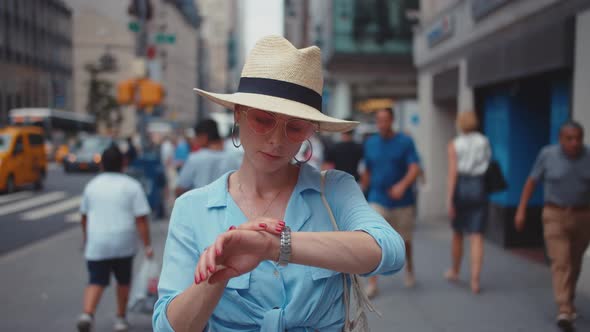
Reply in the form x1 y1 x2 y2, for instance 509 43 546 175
205 163 322 209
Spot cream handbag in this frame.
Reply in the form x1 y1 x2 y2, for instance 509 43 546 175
320 171 380 332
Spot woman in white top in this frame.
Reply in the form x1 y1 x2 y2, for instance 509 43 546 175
445 111 491 294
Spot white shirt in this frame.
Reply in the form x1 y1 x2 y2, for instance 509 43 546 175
80 173 151 260
160 140 174 166
453 132 491 176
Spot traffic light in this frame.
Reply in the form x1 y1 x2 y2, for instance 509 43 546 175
117 79 136 105
138 79 164 108
116 79 164 107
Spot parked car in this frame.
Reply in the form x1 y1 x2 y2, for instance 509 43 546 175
63 136 113 173
0 126 47 192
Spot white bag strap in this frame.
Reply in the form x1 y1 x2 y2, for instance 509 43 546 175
319 171 381 324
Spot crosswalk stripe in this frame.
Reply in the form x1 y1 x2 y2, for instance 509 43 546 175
0 191 34 204
21 196 82 221
65 212 81 223
0 191 66 217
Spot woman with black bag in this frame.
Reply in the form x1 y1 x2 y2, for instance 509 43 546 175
445 111 491 294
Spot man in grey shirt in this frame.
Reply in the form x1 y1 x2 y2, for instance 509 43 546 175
175 119 241 197
515 121 590 330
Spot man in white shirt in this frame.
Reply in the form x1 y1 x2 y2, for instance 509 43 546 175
77 145 153 332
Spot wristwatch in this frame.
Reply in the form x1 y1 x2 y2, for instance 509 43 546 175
278 226 292 266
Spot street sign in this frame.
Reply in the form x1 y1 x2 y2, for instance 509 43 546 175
155 33 176 44
128 21 140 32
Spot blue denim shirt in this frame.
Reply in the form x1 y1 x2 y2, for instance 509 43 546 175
153 163 405 331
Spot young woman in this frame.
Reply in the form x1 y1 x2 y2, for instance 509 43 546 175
152 36 406 331
445 111 491 294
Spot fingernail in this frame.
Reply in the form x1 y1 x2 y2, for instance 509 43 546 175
259 223 267 228
229 226 236 230
216 248 221 256
208 266 215 273
194 275 200 284
276 227 283 232
278 221 285 226
200 272 205 281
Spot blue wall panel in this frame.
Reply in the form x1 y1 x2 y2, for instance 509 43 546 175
550 80 571 144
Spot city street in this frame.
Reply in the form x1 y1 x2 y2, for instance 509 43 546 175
1 209 589 331
0 164 94 255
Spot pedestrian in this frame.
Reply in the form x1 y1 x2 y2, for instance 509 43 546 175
515 121 590 330
362 107 420 297
322 123 364 182
173 133 191 172
174 119 241 197
152 35 405 331
445 111 491 294
125 137 137 163
77 145 153 332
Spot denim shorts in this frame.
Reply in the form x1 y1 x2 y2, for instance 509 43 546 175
87 256 134 286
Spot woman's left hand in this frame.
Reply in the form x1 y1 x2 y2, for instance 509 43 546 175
194 230 278 285
233 217 285 236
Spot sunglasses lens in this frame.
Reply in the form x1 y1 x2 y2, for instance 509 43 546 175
246 109 277 134
286 119 316 143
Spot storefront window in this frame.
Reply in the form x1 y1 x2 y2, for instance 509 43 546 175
332 0 417 54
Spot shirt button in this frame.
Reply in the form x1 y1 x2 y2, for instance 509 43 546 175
273 270 280 277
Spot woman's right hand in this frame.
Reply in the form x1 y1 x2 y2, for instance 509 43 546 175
194 229 279 284
447 201 456 220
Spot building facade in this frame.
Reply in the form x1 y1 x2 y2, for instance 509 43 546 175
0 0 73 125
413 0 590 247
284 0 419 138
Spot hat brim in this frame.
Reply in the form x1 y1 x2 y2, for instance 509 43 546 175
193 88 359 133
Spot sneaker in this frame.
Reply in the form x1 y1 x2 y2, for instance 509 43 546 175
556 313 574 331
76 313 93 332
365 283 378 299
114 316 129 332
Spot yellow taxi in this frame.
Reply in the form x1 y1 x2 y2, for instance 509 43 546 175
0 126 47 192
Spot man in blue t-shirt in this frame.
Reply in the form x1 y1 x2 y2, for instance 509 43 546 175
362 108 421 297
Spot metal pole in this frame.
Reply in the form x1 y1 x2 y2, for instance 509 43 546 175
135 0 149 152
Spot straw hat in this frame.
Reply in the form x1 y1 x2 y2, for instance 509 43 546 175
194 35 358 133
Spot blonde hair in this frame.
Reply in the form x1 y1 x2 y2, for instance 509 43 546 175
456 111 479 133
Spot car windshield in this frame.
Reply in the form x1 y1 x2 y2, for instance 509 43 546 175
0 134 13 152
76 137 112 153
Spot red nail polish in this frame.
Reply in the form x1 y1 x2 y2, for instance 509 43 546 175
276 227 283 232
259 223 267 228
216 248 221 256
278 221 285 226
229 225 236 230
208 266 215 273
200 272 205 281
194 275 200 284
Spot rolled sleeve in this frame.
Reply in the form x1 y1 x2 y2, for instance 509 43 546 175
326 171 405 277
405 139 420 165
133 184 151 217
529 148 547 181
153 197 201 331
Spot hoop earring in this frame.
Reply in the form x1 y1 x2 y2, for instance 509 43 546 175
231 123 241 148
294 139 313 164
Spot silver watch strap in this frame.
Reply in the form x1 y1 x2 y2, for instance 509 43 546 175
278 226 291 266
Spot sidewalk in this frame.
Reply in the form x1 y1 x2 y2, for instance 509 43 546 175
0 220 169 332
366 218 590 331
1 217 589 331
